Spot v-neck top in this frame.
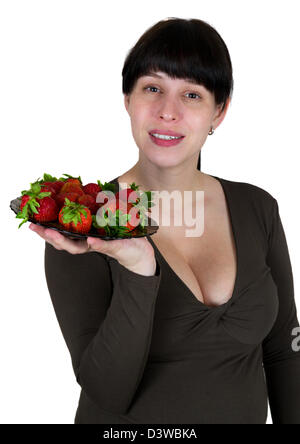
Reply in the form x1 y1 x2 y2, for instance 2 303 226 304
44 175 300 424
144 174 240 310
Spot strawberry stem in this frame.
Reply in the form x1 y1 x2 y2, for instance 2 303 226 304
16 182 52 228
59 173 82 184
97 180 116 193
60 198 89 225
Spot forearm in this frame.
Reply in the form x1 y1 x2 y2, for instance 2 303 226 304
125 255 158 276
75 257 161 414
44 242 162 416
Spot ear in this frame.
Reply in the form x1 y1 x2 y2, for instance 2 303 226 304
212 98 231 130
124 94 130 113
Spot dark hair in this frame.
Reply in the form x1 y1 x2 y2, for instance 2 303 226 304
122 17 234 171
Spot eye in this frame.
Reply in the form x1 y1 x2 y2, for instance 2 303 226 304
143 85 201 100
186 92 201 100
144 86 160 93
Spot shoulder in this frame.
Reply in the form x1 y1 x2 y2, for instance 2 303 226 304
217 176 280 242
218 175 277 204
216 175 278 225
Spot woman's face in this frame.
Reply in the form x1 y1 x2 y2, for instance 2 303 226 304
124 71 228 168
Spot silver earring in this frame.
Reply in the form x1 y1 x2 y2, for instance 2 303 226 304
208 126 214 135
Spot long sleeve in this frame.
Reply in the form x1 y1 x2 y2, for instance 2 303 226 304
44 240 162 415
262 198 300 424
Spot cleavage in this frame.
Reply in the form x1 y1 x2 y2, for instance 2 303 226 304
151 218 237 307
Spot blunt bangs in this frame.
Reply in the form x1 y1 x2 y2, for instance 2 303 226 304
121 18 234 170
122 18 234 113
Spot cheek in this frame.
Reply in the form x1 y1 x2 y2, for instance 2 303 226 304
131 107 151 131
191 112 211 131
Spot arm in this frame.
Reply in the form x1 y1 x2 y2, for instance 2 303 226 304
262 198 300 424
44 241 162 415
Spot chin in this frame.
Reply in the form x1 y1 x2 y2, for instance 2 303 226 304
146 153 185 169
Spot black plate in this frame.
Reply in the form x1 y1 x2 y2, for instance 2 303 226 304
10 197 159 241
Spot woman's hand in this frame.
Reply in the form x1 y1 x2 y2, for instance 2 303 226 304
29 223 157 276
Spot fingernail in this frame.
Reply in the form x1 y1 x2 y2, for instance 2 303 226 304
29 224 36 231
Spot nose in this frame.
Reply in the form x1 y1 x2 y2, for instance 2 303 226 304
158 96 181 122
160 113 176 121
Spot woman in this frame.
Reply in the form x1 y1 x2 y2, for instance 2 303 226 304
30 18 300 424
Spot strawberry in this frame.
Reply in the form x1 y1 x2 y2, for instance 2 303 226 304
91 215 107 236
104 199 139 223
122 201 140 231
20 194 31 212
94 196 140 236
115 182 154 225
58 173 82 187
39 184 57 197
95 190 111 207
115 182 141 204
77 194 99 215
54 192 80 209
89 182 117 214
41 180 64 194
16 181 59 228
96 227 107 236
37 173 65 194
83 183 102 199
32 196 59 223
86 181 116 207
60 182 85 195
58 198 92 234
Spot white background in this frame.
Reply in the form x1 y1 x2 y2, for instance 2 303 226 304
1 0 299 424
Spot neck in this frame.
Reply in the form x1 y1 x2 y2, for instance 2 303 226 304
120 162 206 194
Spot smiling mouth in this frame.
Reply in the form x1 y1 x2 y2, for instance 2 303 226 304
149 133 184 140
149 133 185 146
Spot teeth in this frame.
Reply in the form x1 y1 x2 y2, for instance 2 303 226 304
151 133 182 140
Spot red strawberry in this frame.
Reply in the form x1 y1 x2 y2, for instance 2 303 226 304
16 181 58 228
20 194 31 212
115 182 141 204
58 210 70 231
58 198 92 234
38 174 65 194
96 197 140 235
93 180 117 206
91 215 107 236
32 196 59 222
54 192 80 209
77 194 99 215
82 183 102 198
96 227 107 236
60 182 84 195
120 201 140 231
95 190 111 207
65 178 82 186
59 174 82 187
39 184 57 197
41 180 64 194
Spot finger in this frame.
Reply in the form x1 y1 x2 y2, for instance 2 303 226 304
29 223 53 241
29 224 64 250
29 223 87 254
86 236 121 257
44 229 88 254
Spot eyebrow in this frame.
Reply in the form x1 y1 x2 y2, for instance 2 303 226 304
144 72 202 87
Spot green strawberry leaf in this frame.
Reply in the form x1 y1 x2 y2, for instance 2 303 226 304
59 173 82 184
17 217 28 228
98 180 116 193
38 192 52 199
30 182 42 194
43 173 58 182
129 182 140 191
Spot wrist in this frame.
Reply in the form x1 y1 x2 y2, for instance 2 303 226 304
124 257 157 277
